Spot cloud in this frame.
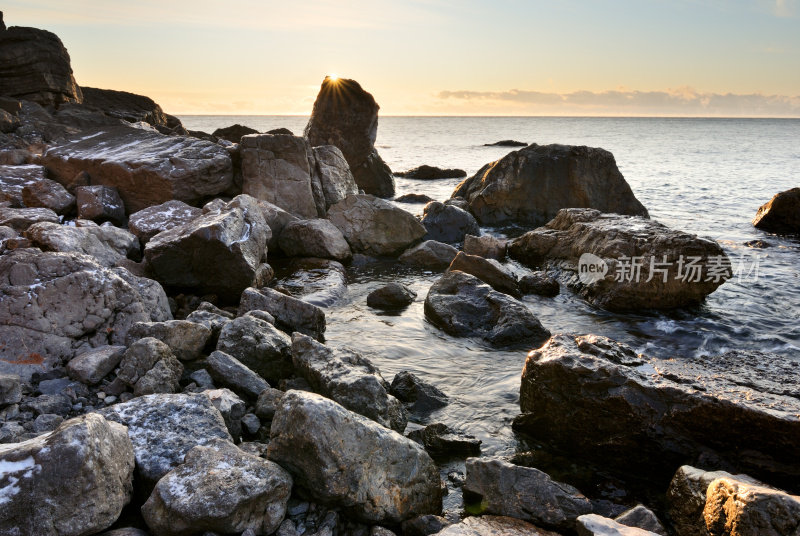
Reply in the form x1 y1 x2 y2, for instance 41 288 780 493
436 87 800 117
771 0 797 17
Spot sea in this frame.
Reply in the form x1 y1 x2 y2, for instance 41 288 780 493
180 115 800 507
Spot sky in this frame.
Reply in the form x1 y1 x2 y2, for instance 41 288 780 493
3 0 800 116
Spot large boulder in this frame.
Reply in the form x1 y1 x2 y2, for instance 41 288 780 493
0 414 134 536
424 270 550 348
0 20 83 106
516 334 800 490
312 145 360 208
304 77 395 197
25 221 139 267
144 195 269 300
752 187 800 234
463 457 591 532
508 208 730 311
216 314 293 384
239 287 326 340
75 185 126 226
40 126 234 213
421 201 480 244
704 476 800 536
0 164 47 207
0 249 171 381
116 337 184 396
451 143 648 226
255 199 298 251
278 218 351 261
79 87 174 130
292 333 408 432
142 439 292 536
267 390 442 524
127 200 202 244
327 194 426 256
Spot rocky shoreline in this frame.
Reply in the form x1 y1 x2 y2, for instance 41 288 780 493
2 13 800 536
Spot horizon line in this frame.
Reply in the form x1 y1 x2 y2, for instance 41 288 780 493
174 113 800 119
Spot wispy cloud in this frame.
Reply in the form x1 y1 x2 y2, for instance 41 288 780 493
770 0 798 17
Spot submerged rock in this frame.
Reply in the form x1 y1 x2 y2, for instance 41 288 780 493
390 371 449 414
396 193 435 204
519 271 559 297
367 282 417 309
396 165 466 180
407 423 481 459
484 140 527 147
273 258 348 308
399 240 459 270
752 187 800 234
452 144 648 226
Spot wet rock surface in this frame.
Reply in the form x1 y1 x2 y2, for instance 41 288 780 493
752 186 800 235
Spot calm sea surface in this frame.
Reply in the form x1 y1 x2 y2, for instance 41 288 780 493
180 115 800 500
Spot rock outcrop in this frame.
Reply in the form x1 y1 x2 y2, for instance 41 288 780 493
396 165 466 180
312 145 360 208
752 187 800 234
213 123 259 143
452 144 648 226
420 201 480 244
79 87 174 130
304 77 395 197
278 219 351 261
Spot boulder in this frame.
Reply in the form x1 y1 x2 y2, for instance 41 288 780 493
66 345 125 385
116 337 183 396
75 185 126 225
254 387 284 421
448 251 520 297
704 477 800 536
0 164 47 207
239 287 326 340
41 126 234 213
78 86 177 129
452 144 648 226
399 240 458 269
367 283 417 309
463 234 506 261
516 334 800 491
272 258 348 308
0 108 19 133
396 193 435 204
389 371 448 414
407 423 481 459
291 333 408 432
752 187 800 234
0 249 171 381
144 195 268 301
519 272 559 297
267 390 442 523
203 388 246 438
421 201 480 244
0 206 59 231
255 199 298 250
434 516 560 536
328 194 426 256
216 314 293 384
21 178 75 214
576 515 660 536
0 21 82 106
304 76 395 197
614 506 666 535
424 270 550 348
127 320 211 361
127 200 202 244
396 165 466 180
213 123 259 143
25 221 139 267
508 208 730 311
0 414 134 536
0 373 23 405
241 134 325 219
206 350 271 400
278 218 351 261
99 393 232 488
312 145 360 208
142 439 292 536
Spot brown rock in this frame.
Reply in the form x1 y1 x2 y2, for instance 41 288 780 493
752 187 800 235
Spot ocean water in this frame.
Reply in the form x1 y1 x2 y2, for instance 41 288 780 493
181 115 800 506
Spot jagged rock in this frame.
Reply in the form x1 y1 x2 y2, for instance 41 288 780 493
213 123 259 143
203 388 246 438
127 320 210 361
453 143 648 226
41 126 234 213
99 393 232 488
421 201 480 244
116 337 183 396
144 195 269 301
367 283 416 309
239 287 326 340
305 77 395 197
78 87 172 128
753 187 800 234
389 371 448 414
312 145 360 208
75 185 126 225
399 240 458 269
396 166 466 180
704 476 800 536
519 272 559 297
448 251 519 297
0 249 171 381
206 350 271 400
0 21 83 106
25 221 139 267
463 234 506 260
291 333 407 431
0 373 23 405
328 194 425 256
517 335 800 491
0 206 59 231
128 200 202 244
241 134 325 219
614 506 666 535
396 193 434 204
267 390 441 523
66 345 125 385
0 414 134 536
576 515 659 535
278 219 351 261
0 164 47 207
21 178 75 214
424 270 550 348
216 314 293 384
508 208 730 311
407 423 480 458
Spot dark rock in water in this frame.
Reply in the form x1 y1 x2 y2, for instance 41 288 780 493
41 125 234 213
463 457 592 532
396 165 467 180
390 371 449 413
213 123 259 143
421 201 480 244
305 76 395 197
424 270 550 348
453 144 649 226
0 19 83 106
128 200 202 245
743 239 771 248
267 390 442 523
216 313 292 384
509 208 730 311
396 193 435 204
268 127 293 135
278 218 351 261
399 240 458 269
75 185 126 225
273 258 348 308
80 87 176 130
448 251 520 297
484 140 527 147
367 283 417 309
239 287 326 340
407 423 481 458
463 234 506 261
516 334 800 492
519 271 560 297
0 163 47 207
752 187 800 234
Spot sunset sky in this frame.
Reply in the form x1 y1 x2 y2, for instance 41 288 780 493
4 0 799 116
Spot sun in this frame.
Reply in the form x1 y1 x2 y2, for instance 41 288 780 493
327 73 339 82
